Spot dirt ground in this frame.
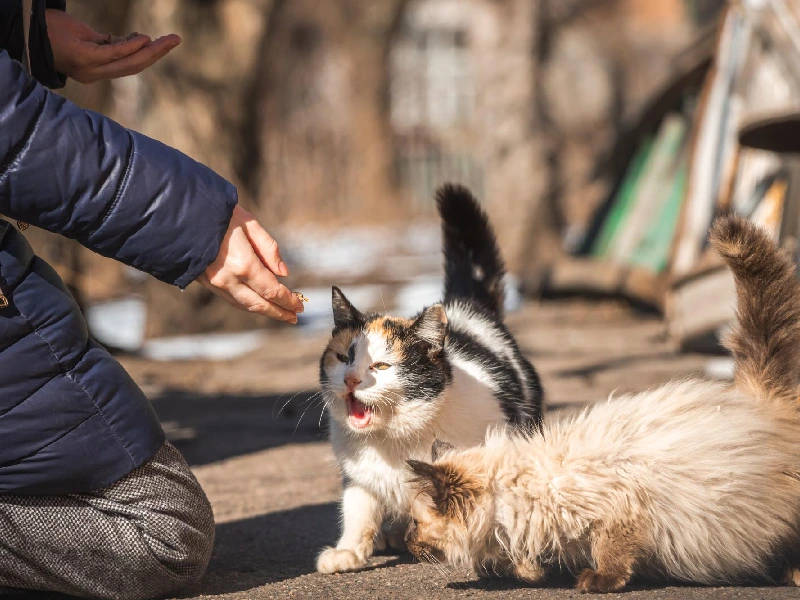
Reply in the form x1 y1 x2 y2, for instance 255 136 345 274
11 299 800 600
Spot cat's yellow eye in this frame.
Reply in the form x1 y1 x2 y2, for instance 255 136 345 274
372 362 391 371
336 353 348 363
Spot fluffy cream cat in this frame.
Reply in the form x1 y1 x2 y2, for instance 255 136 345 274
406 216 800 593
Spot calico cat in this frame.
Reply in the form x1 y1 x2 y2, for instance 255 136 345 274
406 216 800 592
316 184 543 574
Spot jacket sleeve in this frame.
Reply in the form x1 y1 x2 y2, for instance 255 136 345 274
0 0 65 89
0 51 238 288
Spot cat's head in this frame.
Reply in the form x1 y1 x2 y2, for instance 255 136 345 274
405 450 497 570
319 287 452 437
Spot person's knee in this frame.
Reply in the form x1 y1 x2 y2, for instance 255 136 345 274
118 490 216 600
153 490 216 592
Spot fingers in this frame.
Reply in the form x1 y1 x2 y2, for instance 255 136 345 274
198 273 299 324
227 282 299 323
241 263 305 314
81 34 152 64
88 35 181 80
198 206 303 323
231 206 289 277
200 226 303 321
244 219 290 277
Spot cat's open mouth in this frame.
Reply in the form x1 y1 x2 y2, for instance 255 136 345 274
346 393 373 428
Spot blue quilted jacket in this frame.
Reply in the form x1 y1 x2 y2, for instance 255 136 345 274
0 50 237 494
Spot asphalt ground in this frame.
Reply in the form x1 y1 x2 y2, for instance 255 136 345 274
10 300 795 600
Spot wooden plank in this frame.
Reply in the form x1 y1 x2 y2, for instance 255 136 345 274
543 257 665 310
666 266 735 350
629 158 688 272
672 7 751 276
609 114 688 265
591 140 654 258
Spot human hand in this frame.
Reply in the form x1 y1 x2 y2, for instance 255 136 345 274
197 206 305 324
45 9 181 83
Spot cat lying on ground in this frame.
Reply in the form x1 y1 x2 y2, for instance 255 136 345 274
406 216 800 592
316 184 544 573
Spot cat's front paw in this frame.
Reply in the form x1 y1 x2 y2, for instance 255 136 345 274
576 569 627 594
316 547 367 573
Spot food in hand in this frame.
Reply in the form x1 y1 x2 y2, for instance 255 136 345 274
95 32 142 46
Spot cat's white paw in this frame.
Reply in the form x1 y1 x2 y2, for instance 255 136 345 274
316 547 367 573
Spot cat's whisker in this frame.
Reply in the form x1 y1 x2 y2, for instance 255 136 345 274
318 399 333 430
420 549 452 582
296 392 324 412
274 386 317 419
292 396 323 436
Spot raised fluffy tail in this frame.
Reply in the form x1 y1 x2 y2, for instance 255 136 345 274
710 215 800 403
437 184 505 318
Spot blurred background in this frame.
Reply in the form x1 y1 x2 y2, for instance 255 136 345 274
28 0 746 358
23 3 800 593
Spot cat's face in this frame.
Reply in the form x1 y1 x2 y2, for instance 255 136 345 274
405 455 496 570
319 287 452 437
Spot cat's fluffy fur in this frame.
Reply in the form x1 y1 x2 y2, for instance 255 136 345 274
316 184 543 574
406 216 800 592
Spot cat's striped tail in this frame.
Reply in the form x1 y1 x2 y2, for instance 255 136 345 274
436 184 505 318
710 215 800 403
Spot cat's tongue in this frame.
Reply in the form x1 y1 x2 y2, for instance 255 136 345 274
346 393 372 428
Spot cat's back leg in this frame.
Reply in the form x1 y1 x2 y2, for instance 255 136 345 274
576 521 646 594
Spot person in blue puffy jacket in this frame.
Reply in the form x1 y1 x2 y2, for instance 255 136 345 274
0 2 305 598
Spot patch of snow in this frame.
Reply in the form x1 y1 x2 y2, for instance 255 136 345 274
394 275 443 317
141 331 267 361
85 297 146 351
704 357 734 380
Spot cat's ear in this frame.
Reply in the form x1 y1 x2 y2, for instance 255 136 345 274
431 439 455 462
331 286 364 330
411 304 448 355
407 459 480 517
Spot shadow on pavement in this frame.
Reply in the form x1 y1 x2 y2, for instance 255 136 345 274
199 502 338 594
197 502 415 595
151 389 328 466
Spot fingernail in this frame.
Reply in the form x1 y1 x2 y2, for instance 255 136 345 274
279 261 289 276
289 317 298 325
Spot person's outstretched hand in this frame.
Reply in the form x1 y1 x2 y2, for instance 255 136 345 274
197 206 304 324
45 9 181 84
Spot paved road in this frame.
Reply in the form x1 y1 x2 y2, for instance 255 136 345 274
10 301 795 599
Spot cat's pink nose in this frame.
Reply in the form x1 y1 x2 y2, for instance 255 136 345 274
345 373 362 390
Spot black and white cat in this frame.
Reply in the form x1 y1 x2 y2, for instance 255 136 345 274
316 184 543 573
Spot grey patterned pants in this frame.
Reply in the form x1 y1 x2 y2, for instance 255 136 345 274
0 443 215 600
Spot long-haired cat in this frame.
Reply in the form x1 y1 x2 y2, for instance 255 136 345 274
406 216 800 592
316 184 544 573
